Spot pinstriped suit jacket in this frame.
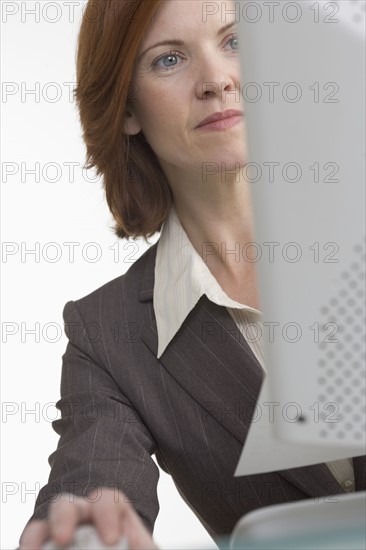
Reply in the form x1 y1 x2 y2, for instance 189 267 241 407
27 240 366 544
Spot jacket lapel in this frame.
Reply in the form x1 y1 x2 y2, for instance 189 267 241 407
353 455 366 491
141 293 265 444
138 242 362 498
139 241 265 444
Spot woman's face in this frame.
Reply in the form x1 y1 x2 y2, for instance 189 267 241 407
125 0 247 176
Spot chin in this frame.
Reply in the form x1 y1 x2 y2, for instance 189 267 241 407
219 143 247 162
217 151 247 172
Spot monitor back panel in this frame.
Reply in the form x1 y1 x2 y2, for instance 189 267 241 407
237 0 365 448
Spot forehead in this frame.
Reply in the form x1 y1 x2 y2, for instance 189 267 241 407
144 0 233 39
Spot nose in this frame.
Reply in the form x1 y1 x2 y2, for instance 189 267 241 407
195 55 242 103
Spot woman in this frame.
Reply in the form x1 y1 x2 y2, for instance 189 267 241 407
19 0 364 549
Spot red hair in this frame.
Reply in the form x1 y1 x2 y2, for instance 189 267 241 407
74 0 173 242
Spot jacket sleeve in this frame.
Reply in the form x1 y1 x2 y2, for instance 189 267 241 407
25 299 160 534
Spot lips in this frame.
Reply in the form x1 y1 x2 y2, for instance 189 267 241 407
196 109 244 128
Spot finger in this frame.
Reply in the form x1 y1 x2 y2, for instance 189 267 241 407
19 520 49 550
88 488 123 546
88 488 156 549
48 493 91 546
118 500 158 550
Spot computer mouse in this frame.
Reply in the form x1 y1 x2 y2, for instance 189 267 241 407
41 524 128 549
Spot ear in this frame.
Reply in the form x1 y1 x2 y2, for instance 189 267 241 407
123 108 142 136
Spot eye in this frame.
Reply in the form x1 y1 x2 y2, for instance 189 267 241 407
151 33 240 72
225 33 239 51
152 51 183 71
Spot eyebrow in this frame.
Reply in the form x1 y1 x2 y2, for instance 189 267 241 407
137 20 237 62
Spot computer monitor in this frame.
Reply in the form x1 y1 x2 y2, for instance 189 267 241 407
233 0 365 475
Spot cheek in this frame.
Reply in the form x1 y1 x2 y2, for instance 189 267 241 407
140 97 180 141
139 81 179 122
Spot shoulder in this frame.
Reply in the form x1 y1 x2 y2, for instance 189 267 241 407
63 241 158 322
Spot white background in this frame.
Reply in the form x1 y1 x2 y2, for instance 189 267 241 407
1 1 215 548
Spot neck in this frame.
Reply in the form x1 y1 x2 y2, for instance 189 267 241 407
166 167 257 275
164 166 261 309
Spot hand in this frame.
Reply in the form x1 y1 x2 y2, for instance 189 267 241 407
19 488 159 550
